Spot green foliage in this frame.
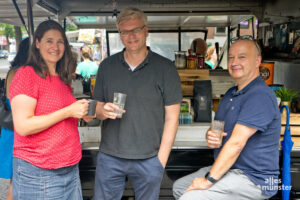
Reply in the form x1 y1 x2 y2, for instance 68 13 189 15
275 87 299 101
66 24 78 31
0 23 15 38
20 26 28 35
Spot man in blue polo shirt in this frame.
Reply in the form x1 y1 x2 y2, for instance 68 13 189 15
93 7 182 200
173 39 281 200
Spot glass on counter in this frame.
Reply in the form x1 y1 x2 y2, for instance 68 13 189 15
174 51 186 69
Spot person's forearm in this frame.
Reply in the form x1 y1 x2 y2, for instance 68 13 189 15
158 104 180 166
15 106 71 136
209 140 245 180
158 118 179 166
95 101 107 120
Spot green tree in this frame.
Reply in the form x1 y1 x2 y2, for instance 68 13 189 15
0 23 15 51
66 24 78 31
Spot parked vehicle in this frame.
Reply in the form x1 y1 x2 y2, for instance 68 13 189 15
0 50 8 59
7 52 16 62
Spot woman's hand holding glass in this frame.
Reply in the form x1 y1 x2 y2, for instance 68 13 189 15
67 99 89 119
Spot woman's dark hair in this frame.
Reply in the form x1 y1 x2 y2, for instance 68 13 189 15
26 20 75 84
10 37 30 68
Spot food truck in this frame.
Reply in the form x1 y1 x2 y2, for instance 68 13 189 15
1 0 300 199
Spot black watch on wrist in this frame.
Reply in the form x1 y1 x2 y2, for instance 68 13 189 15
205 172 217 184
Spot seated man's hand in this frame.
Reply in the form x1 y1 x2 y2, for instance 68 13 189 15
185 177 213 192
206 130 227 148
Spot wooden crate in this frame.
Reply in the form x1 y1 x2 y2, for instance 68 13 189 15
281 113 300 125
281 113 300 147
281 126 300 136
280 137 300 147
177 69 209 97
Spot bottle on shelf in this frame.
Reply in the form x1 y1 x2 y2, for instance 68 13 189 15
196 55 205 69
187 49 196 69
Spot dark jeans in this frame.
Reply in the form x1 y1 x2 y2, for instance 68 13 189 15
94 152 164 200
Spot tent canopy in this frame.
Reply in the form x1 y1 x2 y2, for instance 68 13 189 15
1 0 299 30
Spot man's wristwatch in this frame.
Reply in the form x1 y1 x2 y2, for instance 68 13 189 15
205 172 218 184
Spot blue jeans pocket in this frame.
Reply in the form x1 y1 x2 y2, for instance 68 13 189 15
155 156 165 170
14 158 44 199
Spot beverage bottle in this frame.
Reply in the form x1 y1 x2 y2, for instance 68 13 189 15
196 55 205 69
187 49 196 69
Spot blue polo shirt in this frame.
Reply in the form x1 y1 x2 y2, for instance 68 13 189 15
214 76 281 196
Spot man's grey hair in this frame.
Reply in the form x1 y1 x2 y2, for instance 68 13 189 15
116 7 147 29
253 40 262 57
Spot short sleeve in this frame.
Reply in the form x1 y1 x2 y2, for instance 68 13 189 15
163 62 182 106
93 62 105 102
9 66 39 102
237 90 276 132
76 63 83 74
91 63 99 75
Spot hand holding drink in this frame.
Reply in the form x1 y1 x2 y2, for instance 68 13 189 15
211 120 225 145
113 92 127 118
206 120 225 148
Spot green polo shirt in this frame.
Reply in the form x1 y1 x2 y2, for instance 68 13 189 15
94 48 182 159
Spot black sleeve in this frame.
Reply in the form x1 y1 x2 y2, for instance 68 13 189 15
93 62 106 102
163 61 182 106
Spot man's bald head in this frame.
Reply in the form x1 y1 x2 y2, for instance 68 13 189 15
228 39 262 90
230 39 261 57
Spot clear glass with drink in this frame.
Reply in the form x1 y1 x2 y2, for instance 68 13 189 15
113 92 126 118
211 120 225 145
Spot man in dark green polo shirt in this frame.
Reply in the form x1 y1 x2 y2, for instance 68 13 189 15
93 7 182 200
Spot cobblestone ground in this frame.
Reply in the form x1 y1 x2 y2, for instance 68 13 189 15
0 178 9 200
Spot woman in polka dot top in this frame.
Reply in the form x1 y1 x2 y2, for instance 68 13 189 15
9 20 93 200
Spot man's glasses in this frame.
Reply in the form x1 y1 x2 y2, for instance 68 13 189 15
119 25 145 36
230 35 254 44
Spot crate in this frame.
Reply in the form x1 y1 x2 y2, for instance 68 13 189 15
177 69 209 97
281 113 300 125
280 137 300 147
281 113 300 147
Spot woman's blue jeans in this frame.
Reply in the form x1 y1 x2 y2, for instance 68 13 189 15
12 157 83 200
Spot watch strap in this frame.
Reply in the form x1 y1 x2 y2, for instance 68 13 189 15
205 172 217 184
